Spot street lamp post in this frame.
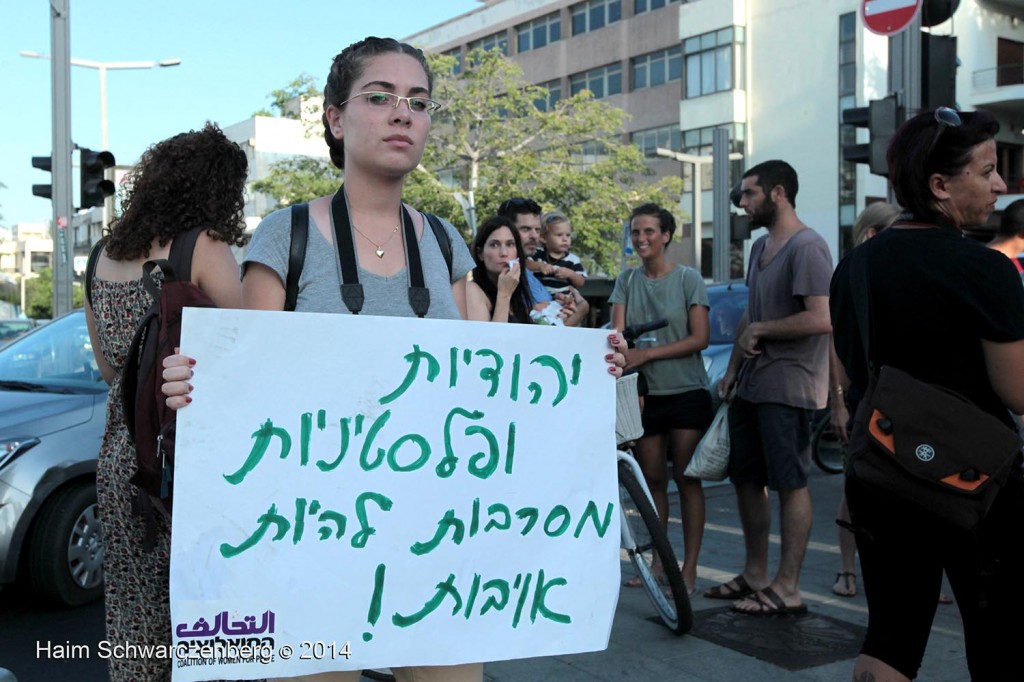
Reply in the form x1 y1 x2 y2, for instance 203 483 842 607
20 51 181 238
656 147 742 276
21 51 182 152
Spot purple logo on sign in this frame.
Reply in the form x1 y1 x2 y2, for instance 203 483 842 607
175 610 276 639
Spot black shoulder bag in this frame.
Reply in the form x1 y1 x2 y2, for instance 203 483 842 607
845 238 1022 531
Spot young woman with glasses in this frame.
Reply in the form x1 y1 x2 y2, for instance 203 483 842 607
161 37 626 682
831 108 1024 681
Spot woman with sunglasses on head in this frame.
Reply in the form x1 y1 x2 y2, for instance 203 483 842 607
830 108 1024 681
467 214 535 323
161 37 626 682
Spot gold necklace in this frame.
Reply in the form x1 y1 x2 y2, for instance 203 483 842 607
352 223 400 258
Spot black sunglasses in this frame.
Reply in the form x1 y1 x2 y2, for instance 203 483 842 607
498 198 539 215
926 107 962 161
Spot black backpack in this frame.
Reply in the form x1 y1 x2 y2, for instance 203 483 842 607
284 203 453 312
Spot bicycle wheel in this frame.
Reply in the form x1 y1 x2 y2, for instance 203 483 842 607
617 458 692 635
811 413 846 474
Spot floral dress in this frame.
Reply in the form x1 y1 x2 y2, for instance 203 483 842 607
92 277 174 680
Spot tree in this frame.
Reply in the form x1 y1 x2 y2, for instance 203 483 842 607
253 51 684 276
22 268 83 319
252 74 321 120
252 156 342 206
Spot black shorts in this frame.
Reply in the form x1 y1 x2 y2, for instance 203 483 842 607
640 389 714 435
727 396 812 491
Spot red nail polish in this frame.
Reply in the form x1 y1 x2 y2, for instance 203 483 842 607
185 396 192 404
187 384 194 393
188 358 197 366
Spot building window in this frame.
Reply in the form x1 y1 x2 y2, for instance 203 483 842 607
468 31 508 57
570 63 623 99
571 0 622 36
634 0 681 15
632 46 682 90
632 125 681 157
681 123 746 192
517 12 561 53
443 47 463 76
535 79 563 112
574 140 610 168
838 12 856 256
31 252 51 274
683 27 744 99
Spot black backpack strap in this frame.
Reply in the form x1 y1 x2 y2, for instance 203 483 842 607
403 206 430 318
85 237 106 307
424 212 453 281
330 188 364 314
286 203 309 312
167 226 205 283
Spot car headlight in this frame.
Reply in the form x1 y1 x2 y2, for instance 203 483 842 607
0 437 41 473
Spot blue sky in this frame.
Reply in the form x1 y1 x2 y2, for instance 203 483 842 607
0 0 480 229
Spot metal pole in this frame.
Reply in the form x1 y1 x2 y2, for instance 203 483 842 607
887 15 922 204
50 0 74 317
655 148 742 273
711 129 731 282
99 64 112 236
692 160 702 275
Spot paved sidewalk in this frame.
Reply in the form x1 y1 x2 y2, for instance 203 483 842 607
483 471 968 682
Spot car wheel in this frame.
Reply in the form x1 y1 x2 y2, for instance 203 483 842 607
28 482 104 607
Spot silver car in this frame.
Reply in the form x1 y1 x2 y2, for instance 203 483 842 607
0 309 107 607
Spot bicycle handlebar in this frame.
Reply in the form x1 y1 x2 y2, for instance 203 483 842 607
621 319 668 345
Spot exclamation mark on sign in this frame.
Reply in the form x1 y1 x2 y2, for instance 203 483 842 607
363 563 386 642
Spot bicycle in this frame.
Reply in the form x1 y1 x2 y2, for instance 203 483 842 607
810 406 845 474
614 320 693 636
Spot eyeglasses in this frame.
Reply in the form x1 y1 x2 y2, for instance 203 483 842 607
339 91 442 115
926 106 962 160
498 198 540 215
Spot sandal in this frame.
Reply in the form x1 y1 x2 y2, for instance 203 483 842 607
703 575 757 600
732 587 808 616
832 571 857 598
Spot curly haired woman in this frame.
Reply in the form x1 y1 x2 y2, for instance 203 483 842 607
85 122 248 681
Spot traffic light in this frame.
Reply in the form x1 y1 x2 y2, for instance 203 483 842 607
841 106 871 167
79 148 115 208
868 96 900 176
842 96 902 176
32 156 53 199
922 34 957 109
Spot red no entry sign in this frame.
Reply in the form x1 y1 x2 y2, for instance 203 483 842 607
862 0 922 36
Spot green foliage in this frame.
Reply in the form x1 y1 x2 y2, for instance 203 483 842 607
254 74 321 120
19 269 84 319
251 156 343 207
251 51 685 275
418 49 683 275
25 269 52 319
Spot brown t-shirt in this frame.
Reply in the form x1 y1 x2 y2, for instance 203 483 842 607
736 227 833 409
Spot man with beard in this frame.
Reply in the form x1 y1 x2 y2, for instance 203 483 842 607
497 197 590 326
703 160 833 616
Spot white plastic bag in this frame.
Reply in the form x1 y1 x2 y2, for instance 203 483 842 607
684 401 730 481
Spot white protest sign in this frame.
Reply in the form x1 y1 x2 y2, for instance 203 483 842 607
169 308 620 680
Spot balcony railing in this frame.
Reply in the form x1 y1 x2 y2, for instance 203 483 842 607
972 63 1024 90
